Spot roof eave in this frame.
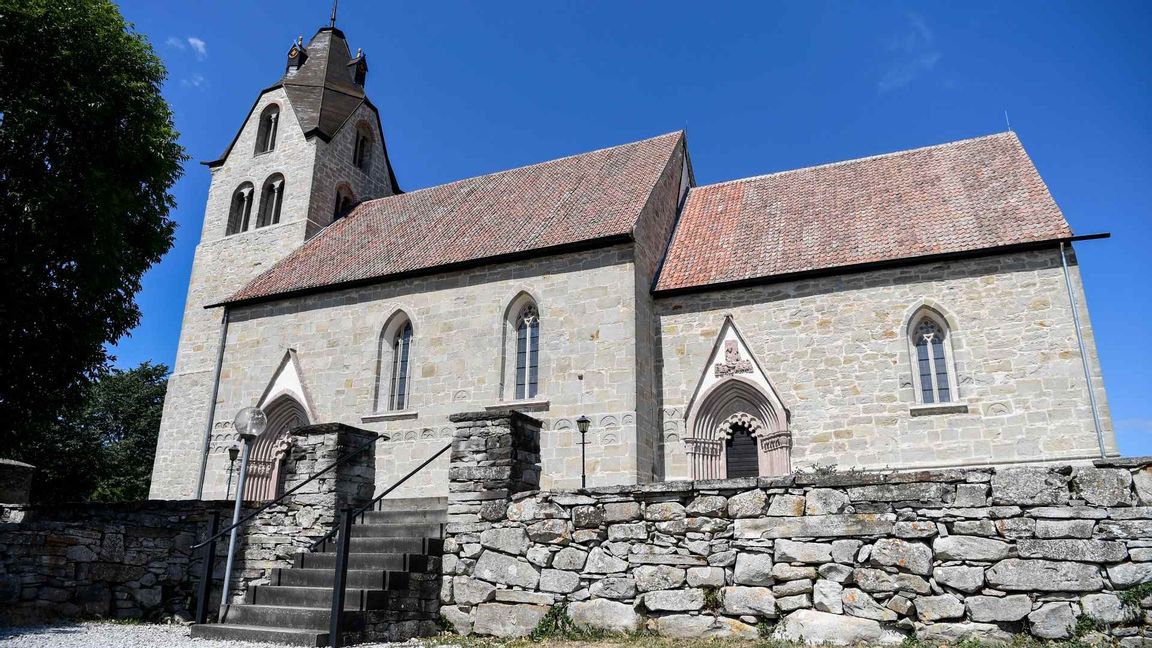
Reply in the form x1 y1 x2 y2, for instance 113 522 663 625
208 232 636 310
652 234 1110 298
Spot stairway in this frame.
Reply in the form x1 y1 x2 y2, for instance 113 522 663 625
191 497 446 646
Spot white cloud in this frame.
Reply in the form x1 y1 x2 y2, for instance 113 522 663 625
877 14 941 93
166 35 207 61
187 37 208 60
181 74 206 89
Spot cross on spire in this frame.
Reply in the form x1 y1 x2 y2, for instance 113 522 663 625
329 0 339 28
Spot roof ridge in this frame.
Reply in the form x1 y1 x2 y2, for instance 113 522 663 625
357 131 683 207
690 131 1017 193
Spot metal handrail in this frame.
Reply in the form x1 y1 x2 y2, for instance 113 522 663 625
192 434 382 551
309 441 453 551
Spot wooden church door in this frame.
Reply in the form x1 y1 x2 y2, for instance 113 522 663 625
725 423 759 479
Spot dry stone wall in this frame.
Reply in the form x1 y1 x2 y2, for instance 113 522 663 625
441 414 1152 645
0 423 376 622
0 500 231 623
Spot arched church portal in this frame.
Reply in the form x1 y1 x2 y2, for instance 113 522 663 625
685 378 791 480
244 395 307 501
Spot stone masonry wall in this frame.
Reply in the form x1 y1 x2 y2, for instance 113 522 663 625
1 423 376 622
0 500 231 623
631 139 688 484
202 244 645 501
441 413 1152 644
222 423 377 603
151 85 320 500
658 248 1115 478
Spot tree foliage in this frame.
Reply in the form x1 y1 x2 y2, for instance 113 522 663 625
12 362 168 503
0 0 185 453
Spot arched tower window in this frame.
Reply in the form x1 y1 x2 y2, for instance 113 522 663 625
255 105 279 154
225 183 254 235
515 303 540 400
375 312 415 412
333 185 356 221
353 123 373 172
908 308 958 404
256 173 285 228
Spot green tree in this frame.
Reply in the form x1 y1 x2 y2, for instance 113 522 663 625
0 0 185 454
13 362 168 503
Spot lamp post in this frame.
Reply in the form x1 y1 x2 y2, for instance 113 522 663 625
225 445 240 499
219 406 266 621
576 415 590 490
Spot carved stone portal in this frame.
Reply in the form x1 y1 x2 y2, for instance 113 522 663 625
685 378 790 480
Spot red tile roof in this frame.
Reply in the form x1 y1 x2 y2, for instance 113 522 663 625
655 132 1073 292
226 131 684 304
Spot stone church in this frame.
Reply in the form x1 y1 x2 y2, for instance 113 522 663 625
148 25 1116 502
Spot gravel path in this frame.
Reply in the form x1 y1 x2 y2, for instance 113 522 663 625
0 623 450 648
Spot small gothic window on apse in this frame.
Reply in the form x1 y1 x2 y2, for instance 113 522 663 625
389 321 413 410
725 423 759 478
515 304 539 400
914 316 952 403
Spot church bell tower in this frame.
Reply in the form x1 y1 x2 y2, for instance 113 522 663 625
149 22 400 499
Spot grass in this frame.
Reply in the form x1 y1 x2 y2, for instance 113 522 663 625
1117 582 1152 608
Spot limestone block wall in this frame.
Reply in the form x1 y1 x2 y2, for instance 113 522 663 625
204 244 645 500
441 417 1152 644
151 86 321 500
305 101 396 238
657 249 1115 477
631 141 689 484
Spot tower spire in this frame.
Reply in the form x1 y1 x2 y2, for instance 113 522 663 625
329 0 339 28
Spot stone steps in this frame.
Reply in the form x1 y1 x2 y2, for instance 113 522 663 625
273 567 413 590
360 509 448 525
349 523 444 538
249 585 420 610
189 623 333 647
373 496 446 511
317 536 444 555
293 550 438 572
190 497 445 645
223 604 358 630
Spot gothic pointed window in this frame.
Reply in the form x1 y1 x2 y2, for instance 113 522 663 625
515 303 540 400
255 105 279 154
389 321 413 410
256 174 285 228
353 124 373 172
910 310 956 404
225 183 254 235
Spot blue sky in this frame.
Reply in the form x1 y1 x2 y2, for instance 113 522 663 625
113 1 1151 456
